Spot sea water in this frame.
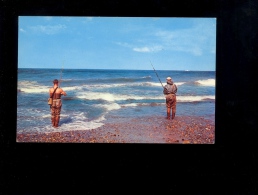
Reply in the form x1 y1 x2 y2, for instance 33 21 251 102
17 69 215 133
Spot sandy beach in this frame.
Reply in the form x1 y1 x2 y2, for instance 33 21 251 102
16 115 215 144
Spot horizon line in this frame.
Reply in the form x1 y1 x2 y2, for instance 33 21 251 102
18 67 215 71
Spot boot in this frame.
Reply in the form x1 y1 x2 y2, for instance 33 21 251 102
167 108 171 120
51 117 55 127
55 116 60 128
167 113 171 120
172 112 175 120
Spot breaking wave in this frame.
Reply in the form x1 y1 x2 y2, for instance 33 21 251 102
76 92 215 102
195 79 215 86
18 80 186 93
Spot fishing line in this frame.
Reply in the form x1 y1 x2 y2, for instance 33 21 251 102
150 60 164 88
59 61 63 87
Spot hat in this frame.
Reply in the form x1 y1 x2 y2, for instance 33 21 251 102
166 77 171 80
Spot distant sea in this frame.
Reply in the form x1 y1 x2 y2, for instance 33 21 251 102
17 68 215 134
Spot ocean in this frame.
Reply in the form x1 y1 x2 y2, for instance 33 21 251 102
17 68 215 134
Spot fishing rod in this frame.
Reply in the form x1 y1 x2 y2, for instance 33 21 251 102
59 62 63 87
150 61 164 88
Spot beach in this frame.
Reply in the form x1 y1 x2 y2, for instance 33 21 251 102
16 115 215 144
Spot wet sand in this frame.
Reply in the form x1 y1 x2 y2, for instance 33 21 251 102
16 115 215 144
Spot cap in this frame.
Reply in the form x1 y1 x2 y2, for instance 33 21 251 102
53 79 59 83
166 77 171 80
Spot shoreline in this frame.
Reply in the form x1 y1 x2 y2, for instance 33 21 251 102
16 115 215 144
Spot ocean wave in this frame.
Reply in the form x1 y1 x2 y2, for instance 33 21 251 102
62 86 85 91
56 117 105 131
121 103 138 107
18 80 86 93
177 95 215 102
18 81 50 93
18 80 186 93
17 111 106 133
76 91 215 103
84 82 185 89
148 82 185 87
142 76 152 79
121 103 164 107
95 103 121 111
76 91 162 101
61 79 73 82
119 96 215 107
195 79 215 86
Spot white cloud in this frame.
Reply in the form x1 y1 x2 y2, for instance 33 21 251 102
115 42 132 48
116 42 163 53
133 47 150 52
133 46 163 53
30 24 67 35
115 19 215 56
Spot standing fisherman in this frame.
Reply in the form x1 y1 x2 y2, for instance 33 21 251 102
150 61 178 120
49 79 67 127
163 77 177 120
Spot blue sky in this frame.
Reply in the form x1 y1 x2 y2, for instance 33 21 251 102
18 17 216 71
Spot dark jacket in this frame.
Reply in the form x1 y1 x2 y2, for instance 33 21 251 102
163 80 177 95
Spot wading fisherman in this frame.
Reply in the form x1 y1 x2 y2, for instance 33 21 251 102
49 79 67 128
163 77 177 120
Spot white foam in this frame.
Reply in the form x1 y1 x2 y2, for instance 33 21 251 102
121 103 164 107
18 80 85 93
54 115 106 132
96 103 121 111
76 91 165 101
119 95 215 106
62 86 85 91
175 82 185 86
18 114 106 134
145 82 164 87
18 81 49 93
142 76 152 78
121 103 138 107
83 81 185 89
84 83 126 89
18 80 186 94
177 95 215 102
42 114 50 118
196 79 215 86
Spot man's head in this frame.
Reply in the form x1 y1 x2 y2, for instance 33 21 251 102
53 79 59 84
166 77 173 84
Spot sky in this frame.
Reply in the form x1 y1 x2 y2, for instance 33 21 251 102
18 16 216 71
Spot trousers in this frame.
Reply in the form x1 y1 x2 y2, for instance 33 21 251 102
165 94 176 119
50 99 62 127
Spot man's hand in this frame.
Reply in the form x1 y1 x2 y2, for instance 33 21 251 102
61 90 67 96
163 87 168 95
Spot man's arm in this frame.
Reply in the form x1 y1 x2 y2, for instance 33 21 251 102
163 85 169 95
61 89 67 96
173 84 177 94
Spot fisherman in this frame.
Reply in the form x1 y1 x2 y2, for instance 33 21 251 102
49 79 67 128
163 77 177 120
